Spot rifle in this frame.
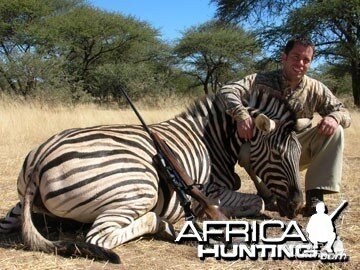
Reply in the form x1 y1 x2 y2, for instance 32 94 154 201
119 87 228 222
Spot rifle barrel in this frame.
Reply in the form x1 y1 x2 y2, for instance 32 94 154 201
119 87 152 136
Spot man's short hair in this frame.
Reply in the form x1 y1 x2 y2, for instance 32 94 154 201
284 35 316 58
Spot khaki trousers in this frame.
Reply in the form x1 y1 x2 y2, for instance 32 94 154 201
297 126 344 193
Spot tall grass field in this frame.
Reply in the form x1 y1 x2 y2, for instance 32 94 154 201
0 99 359 269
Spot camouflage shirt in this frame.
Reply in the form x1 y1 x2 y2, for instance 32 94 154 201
219 69 351 128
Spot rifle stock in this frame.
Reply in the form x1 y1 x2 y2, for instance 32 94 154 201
151 131 228 221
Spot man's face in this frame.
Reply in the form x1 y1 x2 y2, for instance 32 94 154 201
282 42 314 83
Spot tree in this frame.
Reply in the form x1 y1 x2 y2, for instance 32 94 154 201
43 7 160 91
0 0 83 96
174 20 259 94
90 23 179 104
213 0 360 106
0 2 178 103
309 63 352 96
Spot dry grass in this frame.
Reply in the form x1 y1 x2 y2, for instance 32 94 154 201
0 99 359 269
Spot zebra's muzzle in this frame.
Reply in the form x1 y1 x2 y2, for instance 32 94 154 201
277 191 303 219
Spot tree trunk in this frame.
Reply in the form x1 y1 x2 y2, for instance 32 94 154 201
0 68 17 92
351 59 360 107
203 83 209 95
203 72 211 95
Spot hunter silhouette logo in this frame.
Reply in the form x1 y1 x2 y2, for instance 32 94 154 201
306 201 348 258
175 201 349 262
306 202 336 252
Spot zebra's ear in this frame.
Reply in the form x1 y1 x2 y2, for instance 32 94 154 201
254 114 276 133
295 118 312 132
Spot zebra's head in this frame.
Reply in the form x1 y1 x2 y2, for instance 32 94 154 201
182 91 303 218
246 90 303 218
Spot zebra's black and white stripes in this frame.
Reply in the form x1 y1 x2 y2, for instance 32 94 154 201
0 90 302 262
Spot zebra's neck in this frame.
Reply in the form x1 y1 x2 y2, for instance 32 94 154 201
179 94 242 189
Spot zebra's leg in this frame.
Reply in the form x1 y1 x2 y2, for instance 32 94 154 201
214 189 264 218
0 202 22 233
86 211 176 249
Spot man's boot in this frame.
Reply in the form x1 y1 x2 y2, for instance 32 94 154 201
303 189 324 217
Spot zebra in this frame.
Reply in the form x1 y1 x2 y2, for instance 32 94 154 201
0 90 303 263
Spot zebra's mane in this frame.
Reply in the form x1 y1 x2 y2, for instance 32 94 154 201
178 94 219 119
178 91 297 131
247 89 298 129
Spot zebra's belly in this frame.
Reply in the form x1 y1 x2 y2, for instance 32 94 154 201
39 161 159 223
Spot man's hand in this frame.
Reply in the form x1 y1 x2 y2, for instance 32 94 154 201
237 117 254 140
317 116 339 136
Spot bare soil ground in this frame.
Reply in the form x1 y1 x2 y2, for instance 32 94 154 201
0 101 358 269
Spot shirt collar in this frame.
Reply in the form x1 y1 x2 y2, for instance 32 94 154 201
280 69 305 91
